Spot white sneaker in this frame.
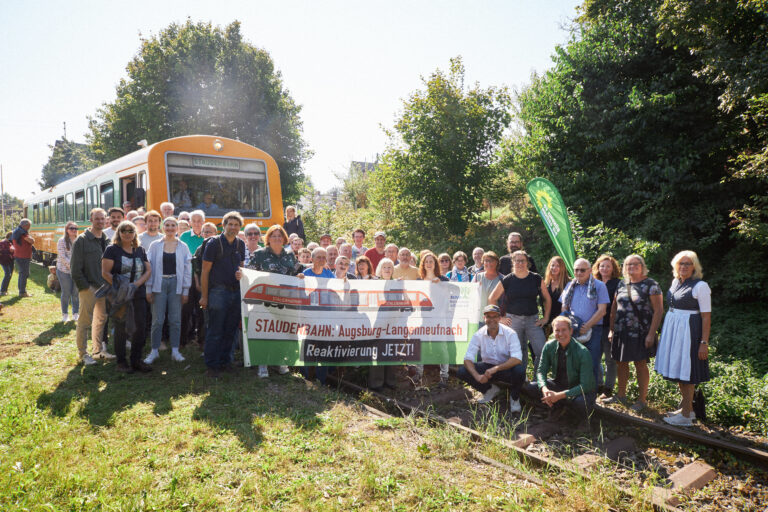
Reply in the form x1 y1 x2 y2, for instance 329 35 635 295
478 384 501 404
82 354 97 366
663 412 695 426
171 348 185 362
509 397 522 413
72 313 79 321
99 343 116 359
257 365 269 378
278 365 290 375
144 349 160 365
62 314 69 322
126 341 131 350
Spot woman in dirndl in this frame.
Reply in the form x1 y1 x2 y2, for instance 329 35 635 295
655 250 711 426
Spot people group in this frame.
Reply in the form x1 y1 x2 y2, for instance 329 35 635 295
2 203 711 428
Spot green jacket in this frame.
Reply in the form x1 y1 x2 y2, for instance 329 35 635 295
536 338 596 398
70 229 108 291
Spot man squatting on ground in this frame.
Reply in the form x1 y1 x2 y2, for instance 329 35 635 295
457 304 526 413
523 315 597 420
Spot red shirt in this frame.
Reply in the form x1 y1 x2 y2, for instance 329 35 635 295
364 247 385 273
12 234 33 259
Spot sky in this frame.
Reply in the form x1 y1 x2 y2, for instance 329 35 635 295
0 0 582 201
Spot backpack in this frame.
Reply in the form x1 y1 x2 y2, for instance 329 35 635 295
0 240 13 265
193 235 245 276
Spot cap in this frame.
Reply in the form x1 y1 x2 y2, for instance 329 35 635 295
374 231 386 238
483 305 501 315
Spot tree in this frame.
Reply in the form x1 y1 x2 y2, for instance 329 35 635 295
88 20 309 203
39 138 98 189
381 57 511 241
507 0 768 299
509 0 744 248
655 0 768 244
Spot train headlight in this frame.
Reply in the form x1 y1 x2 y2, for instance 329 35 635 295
213 139 223 152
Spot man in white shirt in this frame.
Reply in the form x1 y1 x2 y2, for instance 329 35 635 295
103 208 125 240
139 210 164 248
457 304 526 412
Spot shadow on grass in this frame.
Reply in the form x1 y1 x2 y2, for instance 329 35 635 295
32 322 76 346
36 357 332 451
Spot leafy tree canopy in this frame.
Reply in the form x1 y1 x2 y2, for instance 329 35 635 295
510 0 760 242
88 20 309 203
39 138 98 189
379 57 511 243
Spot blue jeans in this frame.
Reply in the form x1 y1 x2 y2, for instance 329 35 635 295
1 262 12 293
204 287 241 369
57 270 79 315
151 276 182 349
584 325 603 386
457 362 525 399
15 258 30 294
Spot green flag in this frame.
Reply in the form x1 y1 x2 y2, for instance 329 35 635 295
526 178 576 277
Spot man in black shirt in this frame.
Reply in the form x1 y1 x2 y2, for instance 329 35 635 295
498 232 538 275
200 211 246 377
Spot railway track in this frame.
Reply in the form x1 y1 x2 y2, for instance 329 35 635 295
327 367 768 511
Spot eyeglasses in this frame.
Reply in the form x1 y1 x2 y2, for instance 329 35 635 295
67 227 78 231
574 268 589 273
678 262 693 267
121 229 135 234
440 259 450 263
513 259 527 264
246 232 259 237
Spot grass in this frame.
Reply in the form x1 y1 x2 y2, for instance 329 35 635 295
1 264 659 510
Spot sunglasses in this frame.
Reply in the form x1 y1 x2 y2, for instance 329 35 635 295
246 232 260 237
121 229 135 234
574 268 589 273
67 227 78 231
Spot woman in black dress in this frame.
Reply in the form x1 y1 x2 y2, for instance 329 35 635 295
607 254 663 412
543 256 568 336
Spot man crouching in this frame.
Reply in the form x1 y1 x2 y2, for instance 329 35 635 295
458 305 525 412
524 315 596 422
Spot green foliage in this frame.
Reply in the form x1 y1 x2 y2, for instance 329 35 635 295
569 210 664 274
38 138 98 189
380 57 511 244
702 361 768 435
88 20 309 203
508 0 768 301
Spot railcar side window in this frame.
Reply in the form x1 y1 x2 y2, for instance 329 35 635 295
57 197 65 223
100 182 114 210
87 186 97 213
75 190 85 222
65 193 74 221
50 199 56 224
32 204 39 224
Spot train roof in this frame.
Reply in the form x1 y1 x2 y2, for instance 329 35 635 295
24 143 156 205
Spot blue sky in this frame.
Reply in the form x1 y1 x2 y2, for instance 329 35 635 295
0 0 581 200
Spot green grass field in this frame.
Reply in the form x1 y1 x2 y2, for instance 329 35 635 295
0 264 655 511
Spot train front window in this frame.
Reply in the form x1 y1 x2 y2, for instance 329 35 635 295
166 153 270 217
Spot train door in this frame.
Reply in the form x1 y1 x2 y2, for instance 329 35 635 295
120 170 146 211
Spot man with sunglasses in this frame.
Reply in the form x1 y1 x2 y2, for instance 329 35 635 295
560 258 609 385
